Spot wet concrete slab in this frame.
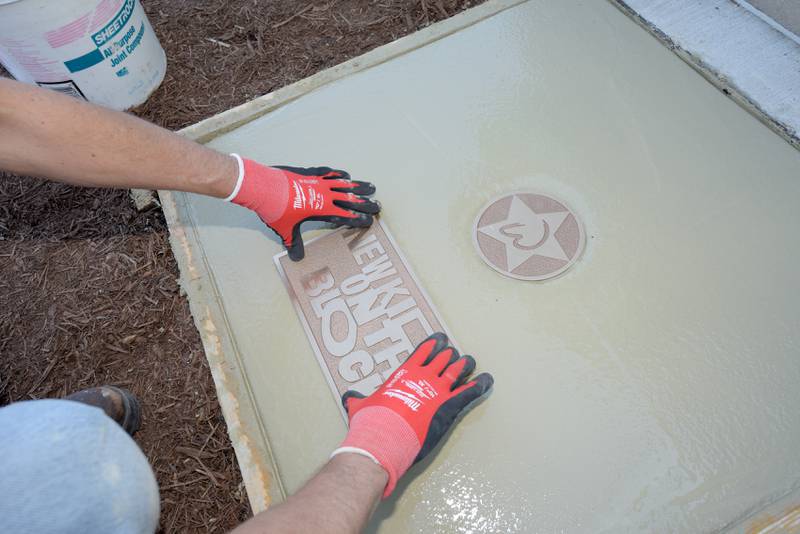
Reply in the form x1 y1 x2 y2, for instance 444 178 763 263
274 222 453 417
173 0 800 531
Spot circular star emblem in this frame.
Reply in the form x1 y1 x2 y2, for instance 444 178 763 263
473 191 585 281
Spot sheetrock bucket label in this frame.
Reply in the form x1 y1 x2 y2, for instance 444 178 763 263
66 0 141 74
0 0 165 109
275 221 449 417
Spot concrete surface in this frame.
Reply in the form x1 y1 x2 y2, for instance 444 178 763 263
167 0 800 531
164 0 525 511
747 0 800 37
614 0 800 149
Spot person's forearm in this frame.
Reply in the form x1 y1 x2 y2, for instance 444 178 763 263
231 453 388 534
0 78 236 197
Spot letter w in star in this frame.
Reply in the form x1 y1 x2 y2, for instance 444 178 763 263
478 195 570 271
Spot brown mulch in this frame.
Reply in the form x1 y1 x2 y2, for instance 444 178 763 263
0 0 480 532
134 0 478 129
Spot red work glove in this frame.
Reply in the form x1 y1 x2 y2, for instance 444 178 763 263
332 333 494 497
225 154 380 261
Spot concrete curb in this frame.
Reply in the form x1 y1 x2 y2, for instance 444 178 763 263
610 0 800 150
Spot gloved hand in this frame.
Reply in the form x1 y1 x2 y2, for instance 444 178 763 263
225 154 380 261
332 332 494 497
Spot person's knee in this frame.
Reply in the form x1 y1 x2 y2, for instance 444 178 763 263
0 399 159 534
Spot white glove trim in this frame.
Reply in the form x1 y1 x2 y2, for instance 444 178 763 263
223 153 245 202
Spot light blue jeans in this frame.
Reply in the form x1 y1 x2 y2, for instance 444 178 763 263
0 399 160 534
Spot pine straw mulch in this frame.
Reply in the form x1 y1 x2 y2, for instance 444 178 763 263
0 0 482 532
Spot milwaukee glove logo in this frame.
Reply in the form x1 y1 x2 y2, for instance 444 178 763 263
291 181 324 211
380 371 437 411
275 222 450 419
383 389 422 411
292 182 306 209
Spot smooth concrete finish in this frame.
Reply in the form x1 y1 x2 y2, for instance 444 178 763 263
747 0 800 38
175 0 800 531
164 0 525 511
614 0 800 148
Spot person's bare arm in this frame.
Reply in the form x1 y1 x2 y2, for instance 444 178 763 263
0 77 381 260
0 77 236 197
232 453 387 534
230 333 493 534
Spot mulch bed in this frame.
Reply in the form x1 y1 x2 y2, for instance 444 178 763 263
0 0 480 531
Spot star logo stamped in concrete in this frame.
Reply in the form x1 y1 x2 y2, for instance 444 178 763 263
473 192 585 281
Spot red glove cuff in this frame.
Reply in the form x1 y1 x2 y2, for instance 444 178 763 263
225 154 289 224
338 406 420 498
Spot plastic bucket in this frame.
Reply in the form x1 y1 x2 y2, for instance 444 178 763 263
0 0 166 110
